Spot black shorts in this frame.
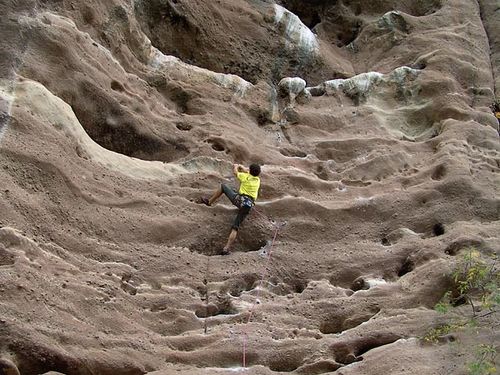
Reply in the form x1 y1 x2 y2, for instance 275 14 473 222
221 184 253 231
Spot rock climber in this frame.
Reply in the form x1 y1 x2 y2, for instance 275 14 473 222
201 163 261 255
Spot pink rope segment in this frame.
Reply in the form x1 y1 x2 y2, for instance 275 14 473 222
241 218 281 368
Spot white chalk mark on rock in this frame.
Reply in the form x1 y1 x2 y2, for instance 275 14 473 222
149 47 252 98
13 79 187 180
274 4 319 55
0 83 15 144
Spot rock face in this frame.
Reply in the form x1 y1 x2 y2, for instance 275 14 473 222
0 0 499 375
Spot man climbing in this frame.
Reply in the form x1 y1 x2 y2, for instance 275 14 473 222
202 163 261 255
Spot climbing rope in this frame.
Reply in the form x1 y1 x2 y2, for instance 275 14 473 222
252 205 284 230
203 254 211 334
201 202 285 365
241 206 285 368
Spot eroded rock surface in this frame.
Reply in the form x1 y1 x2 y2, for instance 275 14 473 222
0 0 499 374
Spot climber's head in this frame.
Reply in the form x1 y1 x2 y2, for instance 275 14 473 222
249 164 261 177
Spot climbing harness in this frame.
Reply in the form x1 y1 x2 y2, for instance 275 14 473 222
236 194 254 210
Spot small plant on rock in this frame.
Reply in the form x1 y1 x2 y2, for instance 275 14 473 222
451 249 498 316
467 344 497 375
422 322 464 344
425 249 499 372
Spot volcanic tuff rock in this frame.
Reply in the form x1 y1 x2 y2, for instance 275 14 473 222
0 0 499 374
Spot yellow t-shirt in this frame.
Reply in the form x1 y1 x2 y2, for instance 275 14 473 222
237 172 260 200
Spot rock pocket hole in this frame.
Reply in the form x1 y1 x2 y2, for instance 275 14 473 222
279 148 307 158
167 86 193 114
195 292 237 318
331 333 401 365
0 245 15 266
433 223 445 236
187 229 269 256
319 319 343 335
431 165 446 180
12 341 146 375
381 237 391 246
450 294 467 307
406 0 443 16
444 238 483 256
412 60 427 70
268 356 302 373
209 141 225 152
70 81 190 162
353 334 401 359
110 80 125 92
224 273 260 297
176 122 192 131
291 279 308 293
235 230 270 254
398 258 415 277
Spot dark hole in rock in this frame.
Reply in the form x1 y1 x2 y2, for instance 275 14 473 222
398 258 415 277
120 281 137 295
451 294 467 307
176 122 192 131
431 164 446 180
444 238 483 256
309 86 326 96
295 360 342 374
11 340 146 375
412 60 427 70
194 295 237 318
342 309 380 332
279 148 307 158
110 80 125 91
291 278 308 293
433 223 445 236
351 276 368 292
444 246 458 256
251 108 271 126
0 112 11 128
309 12 322 29
409 0 443 16
381 237 391 246
257 114 268 126
224 273 259 297
329 19 362 48
354 333 401 359
195 304 218 318
150 304 167 312
70 81 190 162
315 165 330 181
330 342 363 365
438 334 456 344
278 1 323 29
188 229 268 256
0 245 15 266
268 356 302 372
81 5 96 24
170 89 190 114
211 142 225 152
319 319 343 334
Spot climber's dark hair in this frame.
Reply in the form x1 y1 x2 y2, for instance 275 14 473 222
249 163 261 177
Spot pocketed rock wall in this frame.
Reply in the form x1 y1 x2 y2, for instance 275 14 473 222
0 0 498 374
